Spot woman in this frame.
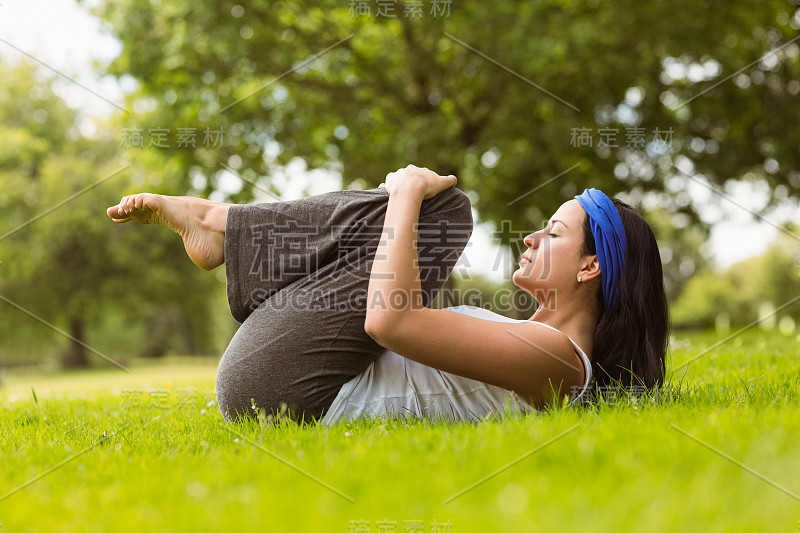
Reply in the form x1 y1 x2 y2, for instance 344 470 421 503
107 165 668 424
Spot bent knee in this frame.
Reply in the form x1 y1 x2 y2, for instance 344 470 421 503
438 186 474 237
441 185 471 209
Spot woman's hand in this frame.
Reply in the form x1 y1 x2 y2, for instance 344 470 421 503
380 164 457 200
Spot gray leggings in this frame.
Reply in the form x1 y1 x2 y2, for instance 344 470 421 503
215 186 474 424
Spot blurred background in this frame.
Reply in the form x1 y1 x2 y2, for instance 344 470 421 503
1 0 799 375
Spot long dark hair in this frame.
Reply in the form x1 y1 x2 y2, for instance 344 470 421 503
581 197 669 391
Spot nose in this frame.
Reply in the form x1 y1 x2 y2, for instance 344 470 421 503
523 231 540 250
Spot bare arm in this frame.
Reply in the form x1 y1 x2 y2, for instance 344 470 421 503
364 166 584 408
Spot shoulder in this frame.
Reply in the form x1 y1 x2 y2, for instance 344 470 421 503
509 320 587 405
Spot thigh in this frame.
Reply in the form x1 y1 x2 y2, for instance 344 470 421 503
224 186 474 323
224 188 387 323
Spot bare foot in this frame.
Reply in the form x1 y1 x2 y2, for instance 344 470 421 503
107 193 230 270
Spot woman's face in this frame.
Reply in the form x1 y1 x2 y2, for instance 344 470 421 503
512 199 589 302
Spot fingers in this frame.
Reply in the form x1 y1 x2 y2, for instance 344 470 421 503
394 165 452 176
390 165 458 186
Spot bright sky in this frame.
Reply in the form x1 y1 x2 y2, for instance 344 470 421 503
0 0 794 283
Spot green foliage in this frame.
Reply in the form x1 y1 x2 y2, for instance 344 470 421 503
0 60 226 367
671 269 743 328
89 0 799 300
640 206 711 301
671 225 800 328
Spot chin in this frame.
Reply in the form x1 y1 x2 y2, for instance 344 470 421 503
511 269 523 288
511 277 533 295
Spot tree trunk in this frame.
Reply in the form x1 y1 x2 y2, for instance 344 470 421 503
141 312 168 358
179 311 197 355
61 316 89 368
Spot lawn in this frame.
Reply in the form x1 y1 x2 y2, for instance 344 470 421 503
1 329 798 532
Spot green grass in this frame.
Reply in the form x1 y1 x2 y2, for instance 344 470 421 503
1 330 799 532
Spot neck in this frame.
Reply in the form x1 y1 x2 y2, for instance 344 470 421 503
529 295 599 358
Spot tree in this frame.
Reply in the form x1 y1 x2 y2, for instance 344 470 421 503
90 0 800 300
0 60 221 368
640 206 711 301
671 223 800 328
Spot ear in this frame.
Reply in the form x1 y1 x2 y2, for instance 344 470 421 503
578 255 601 283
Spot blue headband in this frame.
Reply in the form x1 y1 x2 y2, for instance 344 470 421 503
574 188 627 312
